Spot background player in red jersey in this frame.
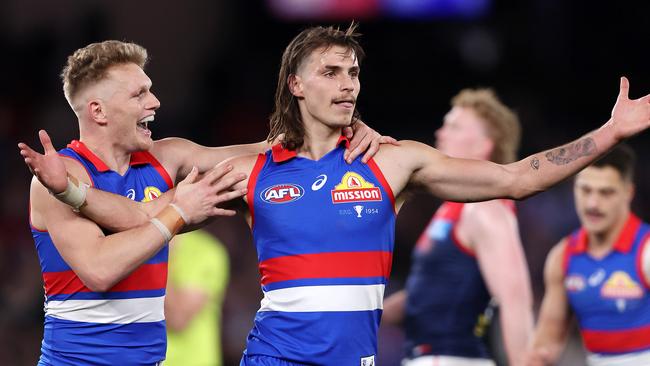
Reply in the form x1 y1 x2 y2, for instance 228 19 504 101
382 88 533 366
527 145 650 366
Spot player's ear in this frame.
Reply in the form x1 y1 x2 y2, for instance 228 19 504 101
288 74 304 97
88 100 108 126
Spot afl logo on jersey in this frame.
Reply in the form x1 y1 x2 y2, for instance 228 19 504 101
142 186 163 202
261 184 304 204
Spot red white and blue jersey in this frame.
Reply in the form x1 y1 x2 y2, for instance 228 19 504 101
404 201 512 360
31 140 173 366
563 214 650 356
243 137 396 365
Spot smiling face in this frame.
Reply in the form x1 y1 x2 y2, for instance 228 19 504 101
574 166 633 236
94 63 160 152
290 45 360 130
434 106 494 160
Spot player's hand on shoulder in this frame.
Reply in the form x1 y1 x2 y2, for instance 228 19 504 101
343 120 398 164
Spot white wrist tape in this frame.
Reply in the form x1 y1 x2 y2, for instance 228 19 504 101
169 203 189 224
150 217 173 242
53 177 89 211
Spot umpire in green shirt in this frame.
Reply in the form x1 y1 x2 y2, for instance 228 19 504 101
165 229 230 366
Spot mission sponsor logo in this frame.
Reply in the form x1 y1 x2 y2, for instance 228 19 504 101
261 184 304 204
601 271 643 299
331 172 382 204
142 186 162 202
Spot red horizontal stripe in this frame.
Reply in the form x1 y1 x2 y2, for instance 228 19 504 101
43 262 168 295
259 251 392 285
582 325 650 352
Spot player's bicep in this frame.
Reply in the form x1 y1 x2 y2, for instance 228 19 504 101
410 148 515 202
154 137 267 180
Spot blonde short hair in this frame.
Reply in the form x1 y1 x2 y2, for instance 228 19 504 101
452 88 521 164
61 40 148 104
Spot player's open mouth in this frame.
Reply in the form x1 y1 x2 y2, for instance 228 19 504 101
137 115 154 135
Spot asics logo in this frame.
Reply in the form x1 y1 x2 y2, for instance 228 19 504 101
311 174 328 191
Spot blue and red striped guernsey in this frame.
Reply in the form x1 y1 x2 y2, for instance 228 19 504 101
564 214 650 356
244 138 395 365
31 141 172 365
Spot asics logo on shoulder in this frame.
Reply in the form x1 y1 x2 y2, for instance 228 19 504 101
311 174 328 191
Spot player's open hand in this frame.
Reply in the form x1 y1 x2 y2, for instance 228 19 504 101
610 76 650 141
18 130 68 193
172 164 247 224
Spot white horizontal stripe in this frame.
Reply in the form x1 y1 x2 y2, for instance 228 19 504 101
45 296 165 324
588 349 650 366
258 284 384 312
404 355 495 366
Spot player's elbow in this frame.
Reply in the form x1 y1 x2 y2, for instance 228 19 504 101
78 268 119 293
502 164 545 200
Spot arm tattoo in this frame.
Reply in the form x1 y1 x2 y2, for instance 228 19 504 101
530 157 540 170
545 138 596 166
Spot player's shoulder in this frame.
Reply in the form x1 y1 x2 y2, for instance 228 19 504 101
59 153 92 185
374 139 442 163
223 153 260 175
545 237 570 274
463 200 515 225
150 137 196 159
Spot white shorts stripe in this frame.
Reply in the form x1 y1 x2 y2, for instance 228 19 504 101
258 284 384 312
402 355 496 366
45 296 165 324
588 349 650 366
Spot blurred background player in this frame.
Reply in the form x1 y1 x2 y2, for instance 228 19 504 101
527 145 650 366
383 88 533 366
165 229 230 366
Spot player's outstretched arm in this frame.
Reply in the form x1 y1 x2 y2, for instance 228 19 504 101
525 241 572 366
388 77 650 202
152 120 394 180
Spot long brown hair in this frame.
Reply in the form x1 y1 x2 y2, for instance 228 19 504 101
268 23 365 150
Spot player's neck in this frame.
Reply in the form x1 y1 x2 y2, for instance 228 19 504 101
298 118 344 161
587 212 630 256
78 133 132 175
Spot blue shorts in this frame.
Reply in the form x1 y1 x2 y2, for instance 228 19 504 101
240 354 307 366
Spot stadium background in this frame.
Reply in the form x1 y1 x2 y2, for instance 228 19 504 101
0 0 648 364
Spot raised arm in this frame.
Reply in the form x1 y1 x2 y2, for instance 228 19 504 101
380 77 650 202
461 201 533 366
526 241 572 366
19 130 246 232
29 167 232 292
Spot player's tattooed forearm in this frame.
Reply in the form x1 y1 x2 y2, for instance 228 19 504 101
530 157 540 170
545 138 596 166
